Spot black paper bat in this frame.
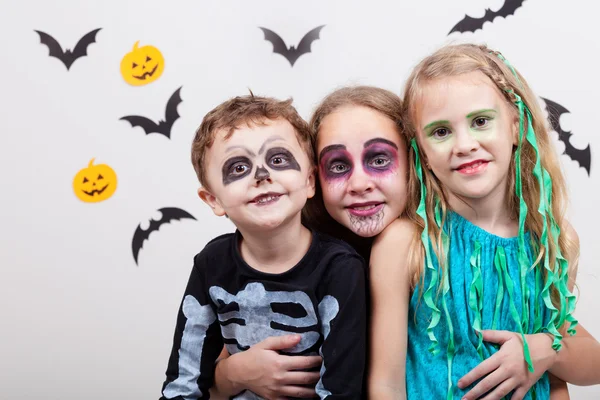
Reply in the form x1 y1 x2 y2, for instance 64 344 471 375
34 28 101 70
259 25 325 66
132 207 197 265
448 0 525 34
120 87 182 139
541 97 591 176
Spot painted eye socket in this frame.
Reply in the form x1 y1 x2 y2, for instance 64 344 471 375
369 156 390 169
329 162 350 174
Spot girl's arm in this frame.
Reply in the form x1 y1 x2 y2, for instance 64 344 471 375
368 218 415 400
460 222 600 399
210 336 322 399
549 374 570 400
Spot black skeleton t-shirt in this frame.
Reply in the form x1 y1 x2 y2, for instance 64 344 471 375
159 229 367 400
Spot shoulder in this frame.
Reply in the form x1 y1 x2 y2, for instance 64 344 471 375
372 217 417 256
193 232 236 266
370 217 418 280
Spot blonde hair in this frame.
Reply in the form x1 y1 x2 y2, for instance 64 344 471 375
402 43 577 318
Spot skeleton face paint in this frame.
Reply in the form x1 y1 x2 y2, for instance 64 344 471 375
316 105 408 237
201 119 315 232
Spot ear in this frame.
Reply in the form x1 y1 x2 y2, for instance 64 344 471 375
198 187 227 217
306 167 316 199
511 116 520 146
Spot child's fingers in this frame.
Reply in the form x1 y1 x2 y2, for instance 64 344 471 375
481 330 515 345
283 371 321 385
458 353 501 388
254 335 302 350
277 385 318 398
282 354 323 371
510 386 528 400
462 368 507 400
480 378 516 400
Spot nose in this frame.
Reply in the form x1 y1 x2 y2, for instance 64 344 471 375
348 167 374 195
254 165 272 185
453 130 480 156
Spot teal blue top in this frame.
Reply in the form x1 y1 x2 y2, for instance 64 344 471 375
406 211 551 400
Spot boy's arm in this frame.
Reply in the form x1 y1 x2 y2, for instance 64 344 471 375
315 253 367 399
160 256 223 400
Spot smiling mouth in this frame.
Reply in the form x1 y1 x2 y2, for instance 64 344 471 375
346 202 384 217
455 160 489 175
250 192 283 206
82 184 108 196
133 64 158 80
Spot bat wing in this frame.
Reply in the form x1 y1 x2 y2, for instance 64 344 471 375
259 27 291 59
542 97 591 175
120 115 161 135
448 0 526 34
494 0 526 18
131 207 197 265
295 25 325 57
35 30 66 61
71 28 102 60
159 87 183 138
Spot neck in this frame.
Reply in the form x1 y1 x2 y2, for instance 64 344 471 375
237 215 312 274
446 178 517 237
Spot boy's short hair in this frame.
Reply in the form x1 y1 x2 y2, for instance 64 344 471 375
191 93 314 188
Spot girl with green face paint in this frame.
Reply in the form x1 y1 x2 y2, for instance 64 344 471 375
366 43 599 400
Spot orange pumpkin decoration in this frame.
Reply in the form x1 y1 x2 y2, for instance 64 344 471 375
73 158 117 203
120 41 164 86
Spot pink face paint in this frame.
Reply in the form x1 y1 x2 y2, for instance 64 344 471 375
361 138 399 177
319 144 353 182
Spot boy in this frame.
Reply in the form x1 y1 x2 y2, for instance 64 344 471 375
159 93 367 399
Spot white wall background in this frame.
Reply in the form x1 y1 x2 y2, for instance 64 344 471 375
1 0 598 398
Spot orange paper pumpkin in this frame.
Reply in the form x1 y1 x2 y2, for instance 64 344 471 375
73 158 117 203
120 41 164 86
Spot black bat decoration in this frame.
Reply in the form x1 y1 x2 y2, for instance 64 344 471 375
259 25 325 66
448 0 525 34
542 97 591 176
132 207 197 265
120 87 183 139
34 28 102 70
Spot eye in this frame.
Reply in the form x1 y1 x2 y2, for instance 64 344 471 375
132 62 138 68
432 127 450 139
231 164 249 175
472 117 490 128
97 174 104 180
270 154 289 166
83 177 89 183
369 156 390 169
146 56 152 62
329 162 349 174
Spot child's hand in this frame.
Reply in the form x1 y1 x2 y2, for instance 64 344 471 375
225 335 322 399
458 330 557 400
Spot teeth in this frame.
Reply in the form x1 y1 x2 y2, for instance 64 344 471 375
353 205 377 210
256 195 278 204
461 162 484 170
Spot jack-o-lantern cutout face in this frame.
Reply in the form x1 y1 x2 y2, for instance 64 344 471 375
120 41 164 86
73 158 117 203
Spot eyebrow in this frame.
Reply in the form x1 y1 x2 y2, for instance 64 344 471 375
423 120 450 131
466 109 497 118
363 138 398 149
319 144 346 159
258 135 285 154
225 145 256 156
